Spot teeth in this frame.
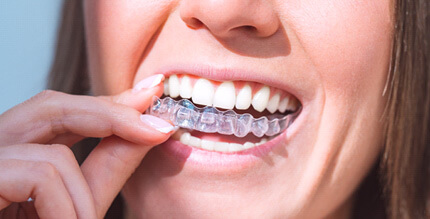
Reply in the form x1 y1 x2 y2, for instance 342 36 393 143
201 139 215 150
286 97 299 111
213 81 236 109
179 76 193 99
192 78 214 106
243 142 255 149
163 78 169 96
277 94 300 113
168 75 180 98
179 132 191 145
164 74 300 113
215 142 229 152
175 131 269 153
266 92 281 113
189 135 202 148
252 86 270 112
229 143 243 152
278 96 289 113
235 84 252 110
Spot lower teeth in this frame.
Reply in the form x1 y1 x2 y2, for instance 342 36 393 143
172 130 270 153
147 96 297 137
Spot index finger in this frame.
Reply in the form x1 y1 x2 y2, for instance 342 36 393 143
0 75 167 146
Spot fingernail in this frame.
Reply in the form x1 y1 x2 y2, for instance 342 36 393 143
140 114 175 133
133 74 165 92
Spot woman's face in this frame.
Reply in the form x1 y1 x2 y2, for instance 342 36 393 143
84 0 393 217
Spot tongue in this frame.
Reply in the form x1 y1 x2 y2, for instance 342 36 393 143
190 130 264 144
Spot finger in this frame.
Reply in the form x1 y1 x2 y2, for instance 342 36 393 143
46 133 83 146
0 75 165 146
81 135 169 218
0 159 76 219
0 144 97 219
100 74 165 112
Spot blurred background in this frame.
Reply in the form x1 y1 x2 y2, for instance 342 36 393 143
0 1 62 113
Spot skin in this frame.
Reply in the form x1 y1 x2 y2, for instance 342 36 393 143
0 87 173 218
0 0 393 218
84 0 393 218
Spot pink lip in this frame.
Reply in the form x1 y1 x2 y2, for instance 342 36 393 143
158 131 287 170
154 106 307 171
155 64 308 105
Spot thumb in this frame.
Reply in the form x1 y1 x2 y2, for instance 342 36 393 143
81 136 166 218
83 74 173 217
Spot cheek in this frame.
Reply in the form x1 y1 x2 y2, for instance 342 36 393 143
284 0 393 104
279 0 393 212
84 0 174 95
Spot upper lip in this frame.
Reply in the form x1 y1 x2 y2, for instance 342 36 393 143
154 64 305 106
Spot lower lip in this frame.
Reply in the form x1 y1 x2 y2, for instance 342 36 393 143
158 130 289 170
156 99 305 171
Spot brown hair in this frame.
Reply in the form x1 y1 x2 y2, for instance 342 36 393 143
47 0 430 218
382 0 429 218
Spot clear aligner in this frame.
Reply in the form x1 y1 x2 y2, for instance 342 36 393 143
147 96 297 137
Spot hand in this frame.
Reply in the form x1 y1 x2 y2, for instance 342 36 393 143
0 74 173 218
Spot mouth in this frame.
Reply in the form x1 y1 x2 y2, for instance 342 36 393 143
147 73 302 154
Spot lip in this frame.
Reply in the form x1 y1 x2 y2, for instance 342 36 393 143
156 107 306 171
149 64 307 170
154 104 307 171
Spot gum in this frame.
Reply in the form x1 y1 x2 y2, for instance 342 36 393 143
147 96 296 137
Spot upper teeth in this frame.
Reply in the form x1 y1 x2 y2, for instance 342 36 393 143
164 74 299 113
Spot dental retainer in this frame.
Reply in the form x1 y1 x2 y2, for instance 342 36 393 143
147 96 298 137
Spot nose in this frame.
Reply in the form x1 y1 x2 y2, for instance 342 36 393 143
179 0 280 38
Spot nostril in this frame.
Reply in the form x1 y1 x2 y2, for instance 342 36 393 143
186 17 204 29
231 25 258 34
243 25 257 32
